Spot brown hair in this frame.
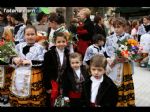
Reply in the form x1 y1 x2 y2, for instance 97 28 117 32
90 55 107 69
49 12 65 25
131 20 139 28
53 32 67 43
69 52 82 62
113 17 127 28
94 15 102 24
143 16 150 21
24 25 37 35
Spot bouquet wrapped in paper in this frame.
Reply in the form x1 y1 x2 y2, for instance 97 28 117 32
114 38 141 63
0 40 17 64
36 31 48 42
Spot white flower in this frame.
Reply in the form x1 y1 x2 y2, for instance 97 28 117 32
120 44 125 49
124 46 128 50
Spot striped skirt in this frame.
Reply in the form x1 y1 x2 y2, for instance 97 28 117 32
0 66 13 95
117 62 135 107
9 68 46 107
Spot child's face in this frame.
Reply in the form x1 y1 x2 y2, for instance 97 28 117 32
25 28 36 44
98 40 104 46
70 57 82 70
90 66 105 79
55 36 67 50
49 21 57 30
114 25 125 36
143 18 149 25
78 11 86 20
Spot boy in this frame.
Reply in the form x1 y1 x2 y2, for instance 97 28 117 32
63 52 89 107
82 55 118 107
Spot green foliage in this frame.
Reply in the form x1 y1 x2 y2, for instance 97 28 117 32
0 41 17 64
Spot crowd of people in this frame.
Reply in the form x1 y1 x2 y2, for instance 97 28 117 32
0 7 150 107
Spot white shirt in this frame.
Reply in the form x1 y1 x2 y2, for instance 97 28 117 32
56 48 64 66
90 75 104 103
74 68 81 79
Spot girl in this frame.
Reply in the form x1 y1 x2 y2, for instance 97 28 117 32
108 17 115 36
83 34 109 66
82 55 118 107
0 61 14 105
137 16 150 42
9 25 46 107
105 17 135 107
43 32 70 107
62 52 89 107
0 13 14 105
131 19 139 40
2 13 14 42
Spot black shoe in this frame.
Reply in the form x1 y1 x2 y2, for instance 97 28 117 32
0 96 4 102
3 98 9 105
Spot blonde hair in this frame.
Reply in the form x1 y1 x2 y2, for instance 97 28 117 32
80 8 91 18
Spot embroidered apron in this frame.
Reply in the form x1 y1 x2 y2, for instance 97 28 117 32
10 66 32 98
107 63 123 87
0 66 5 88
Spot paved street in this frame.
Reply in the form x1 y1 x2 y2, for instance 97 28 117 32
133 63 150 106
0 63 150 107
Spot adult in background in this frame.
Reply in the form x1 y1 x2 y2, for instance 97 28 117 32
76 8 95 57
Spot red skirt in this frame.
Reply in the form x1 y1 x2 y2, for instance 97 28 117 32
76 39 90 56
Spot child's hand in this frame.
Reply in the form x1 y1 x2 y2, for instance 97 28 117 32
107 58 114 65
22 60 31 66
13 57 23 66
64 97 70 102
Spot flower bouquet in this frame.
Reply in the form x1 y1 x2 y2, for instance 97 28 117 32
114 38 141 63
0 40 17 64
36 31 48 42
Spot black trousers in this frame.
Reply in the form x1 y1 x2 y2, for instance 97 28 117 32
69 98 83 107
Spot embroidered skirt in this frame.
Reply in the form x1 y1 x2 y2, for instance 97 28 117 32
9 68 46 107
116 62 135 107
0 66 13 95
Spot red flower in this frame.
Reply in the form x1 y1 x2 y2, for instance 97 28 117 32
0 40 5 46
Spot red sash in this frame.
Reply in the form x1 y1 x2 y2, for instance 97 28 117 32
50 80 59 107
68 91 81 99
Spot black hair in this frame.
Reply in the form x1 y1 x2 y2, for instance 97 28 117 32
10 12 24 22
36 12 47 22
92 34 106 44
